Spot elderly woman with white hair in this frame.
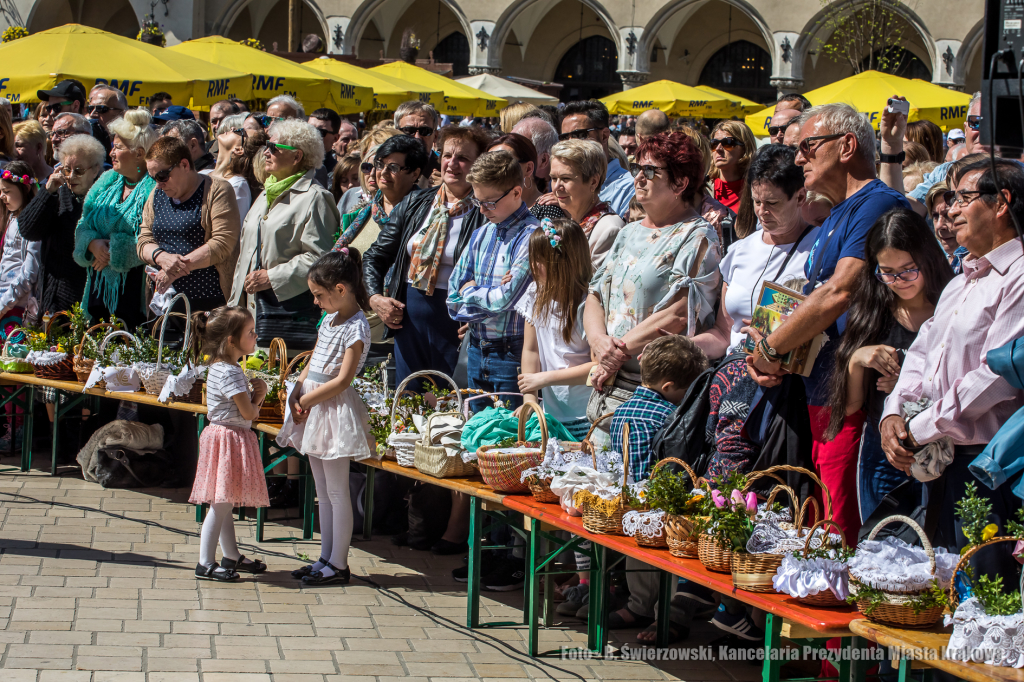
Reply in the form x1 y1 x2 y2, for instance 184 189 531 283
549 139 624 267
73 108 157 328
230 118 340 350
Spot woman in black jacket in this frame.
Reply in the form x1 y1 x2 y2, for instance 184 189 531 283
363 125 490 383
19 134 104 316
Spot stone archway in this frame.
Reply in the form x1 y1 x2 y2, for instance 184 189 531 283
346 0 473 60
218 0 329 48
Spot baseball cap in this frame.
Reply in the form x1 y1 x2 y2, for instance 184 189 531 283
37 79 86 105
947 128 965 143
152 105 195 122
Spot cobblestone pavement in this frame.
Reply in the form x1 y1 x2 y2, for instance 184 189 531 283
0 457 762 682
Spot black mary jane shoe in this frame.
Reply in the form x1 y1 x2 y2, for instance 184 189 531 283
222 554 267 574
291 557 328 579
301 562 351 586
195 562 240 582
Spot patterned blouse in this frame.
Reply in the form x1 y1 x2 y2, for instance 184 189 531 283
589 217 722 373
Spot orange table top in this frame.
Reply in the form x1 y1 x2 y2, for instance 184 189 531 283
502 494 859 635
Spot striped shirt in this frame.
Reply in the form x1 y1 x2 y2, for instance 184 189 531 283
206 362 251 428
446 202 538 341
309 311 371 381
883 238 1024 445
610 386 677 481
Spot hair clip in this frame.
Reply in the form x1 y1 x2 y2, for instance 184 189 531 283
204 311 210 317
0 169 34 186
540 218 562 250
340 247 349 254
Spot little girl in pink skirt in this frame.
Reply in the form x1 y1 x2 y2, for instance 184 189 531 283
189 306 269 582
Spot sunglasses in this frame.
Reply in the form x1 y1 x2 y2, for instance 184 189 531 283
374 160 414 176
943 189 992 207
874 267 920 284
230 127 247 142
360 161 374 174
628 163 664 180
44 101 74 115
469 186 513 211
150 167 174 183
767 122 794 137
314 127 333 138
558 127 600 141
259 115 286 127
966 115 983 131
87 105 123 115
399 125 434 138
798 133 845 157
265 141 298 154
709 136 744 150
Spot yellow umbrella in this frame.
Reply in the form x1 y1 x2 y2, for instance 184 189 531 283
302 56 442 112
744 70 972 135
600 80 733 117
0 24 251 108
370 62 506 117
169 36 372 113
694 85 765 115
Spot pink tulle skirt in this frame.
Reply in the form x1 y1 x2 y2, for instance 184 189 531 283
189 424 269 507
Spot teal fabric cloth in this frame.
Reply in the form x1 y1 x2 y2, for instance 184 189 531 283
461 406 576 453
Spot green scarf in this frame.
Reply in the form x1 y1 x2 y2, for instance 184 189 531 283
264 171 304 208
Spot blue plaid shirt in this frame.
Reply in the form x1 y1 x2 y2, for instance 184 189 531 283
446 202 539 340
610 386 677 481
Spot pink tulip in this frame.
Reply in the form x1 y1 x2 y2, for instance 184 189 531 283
711 490 726 508
745 491 758 512
730 489 744 508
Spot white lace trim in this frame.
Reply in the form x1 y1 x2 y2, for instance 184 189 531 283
158 364 205 403
773 551 850 601
26 350 68 366
945 597 1024 668
623 510 665 539
848 535 957 592
521 439 594 482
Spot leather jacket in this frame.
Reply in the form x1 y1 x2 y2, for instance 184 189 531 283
363 185 487 339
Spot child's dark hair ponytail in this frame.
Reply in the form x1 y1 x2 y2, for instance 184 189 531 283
189 306 253 363
308 248 370 311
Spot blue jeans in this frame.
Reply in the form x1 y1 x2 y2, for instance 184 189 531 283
858 417 911 523
467 336 524 410
393 287 461 388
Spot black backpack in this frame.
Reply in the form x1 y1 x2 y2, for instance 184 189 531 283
650 352 746 479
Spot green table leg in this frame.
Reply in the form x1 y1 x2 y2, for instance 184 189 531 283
849 636 869 682
362 466 374 540
302 456 314 540
897 657 910 682
466 496 482 629
656 570 673 648
762 613 783 682
588 544 609 654
51 392 86 475
525 516 541 657
255 432 266 541
837 640 851 682
20 386 34 472
542 532 554 629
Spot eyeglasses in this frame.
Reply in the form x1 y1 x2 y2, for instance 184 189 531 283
44 101 74 115
313 127 334 139
150 167 174 183
943 189 992 207
265 141 298 154
767 122 794 137
798 133 845 157
374 160 413 176
874 267 921 283
50 127 75 139
59 165 94 178
628 163 665 180
709 136 744 150
558 127 600 141
229 127 247 142
966 115 983 131
399 125 434 138
259 115 285 127
87 105 123 115
469 186 513 211
359 161 374 174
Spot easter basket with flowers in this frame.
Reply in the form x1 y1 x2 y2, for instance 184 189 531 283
24 310 77 381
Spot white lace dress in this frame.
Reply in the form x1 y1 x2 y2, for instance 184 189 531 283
276 311 373 460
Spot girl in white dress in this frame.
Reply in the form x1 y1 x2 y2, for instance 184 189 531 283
277 248 372 585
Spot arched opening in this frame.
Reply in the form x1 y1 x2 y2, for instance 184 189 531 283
226 6 254 41
252 0 325 51
350 0 470 63
433 32 470 77
554 35 619 102
699 39 773 103
858 46 931 80
29 0 139 37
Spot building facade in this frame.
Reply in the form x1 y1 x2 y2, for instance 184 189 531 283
7 0 984 101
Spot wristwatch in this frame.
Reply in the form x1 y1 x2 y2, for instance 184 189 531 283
758 337 781 363
879 151 906 164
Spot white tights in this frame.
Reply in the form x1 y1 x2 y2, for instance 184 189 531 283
308 457 352 576
199 502 240 568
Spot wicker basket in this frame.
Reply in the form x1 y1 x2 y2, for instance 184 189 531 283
406 370 477 479
731 485 800 592
91 330 140 391
249 339 289 421
640 457 704 552
850 515 946 628
137 295 192 396
262 350 311 421
0 334 33 373
476 401 546 493
28 312 76 381
73 322 114 383
698 533 734 573
745 464 832 524
524 412 606 504
791 519 849 607
576 422 633 535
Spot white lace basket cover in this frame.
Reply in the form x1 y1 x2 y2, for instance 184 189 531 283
158 364 206 403
25 350 68 366
848 535 957 597
945 597 1024 668
520 438 590 483
774 551 851 601
623 509 666 540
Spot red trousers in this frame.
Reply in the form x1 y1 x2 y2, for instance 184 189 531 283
807 405 864 547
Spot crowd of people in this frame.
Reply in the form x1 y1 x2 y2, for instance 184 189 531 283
1 78 1021 640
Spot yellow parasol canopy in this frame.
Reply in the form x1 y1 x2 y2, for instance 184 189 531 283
169 36 372 113
0 24 252 108
370 62 506 117
694 85 765 115
744 70 972 135
302 56 442 112
600 80 735 117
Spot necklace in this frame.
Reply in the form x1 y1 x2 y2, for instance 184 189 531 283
122 176 140 188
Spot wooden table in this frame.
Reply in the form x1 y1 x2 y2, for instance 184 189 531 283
850 618 1024 682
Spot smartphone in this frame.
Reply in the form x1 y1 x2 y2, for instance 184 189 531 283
887 98 910 117
896 348 907 366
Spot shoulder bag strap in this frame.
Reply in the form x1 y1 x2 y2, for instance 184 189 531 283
771 224 816 283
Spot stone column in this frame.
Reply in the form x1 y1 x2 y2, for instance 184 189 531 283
618 71 650 90
325 16 351 55
934 39 964 90
467 21 500 77
770 31 804 98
